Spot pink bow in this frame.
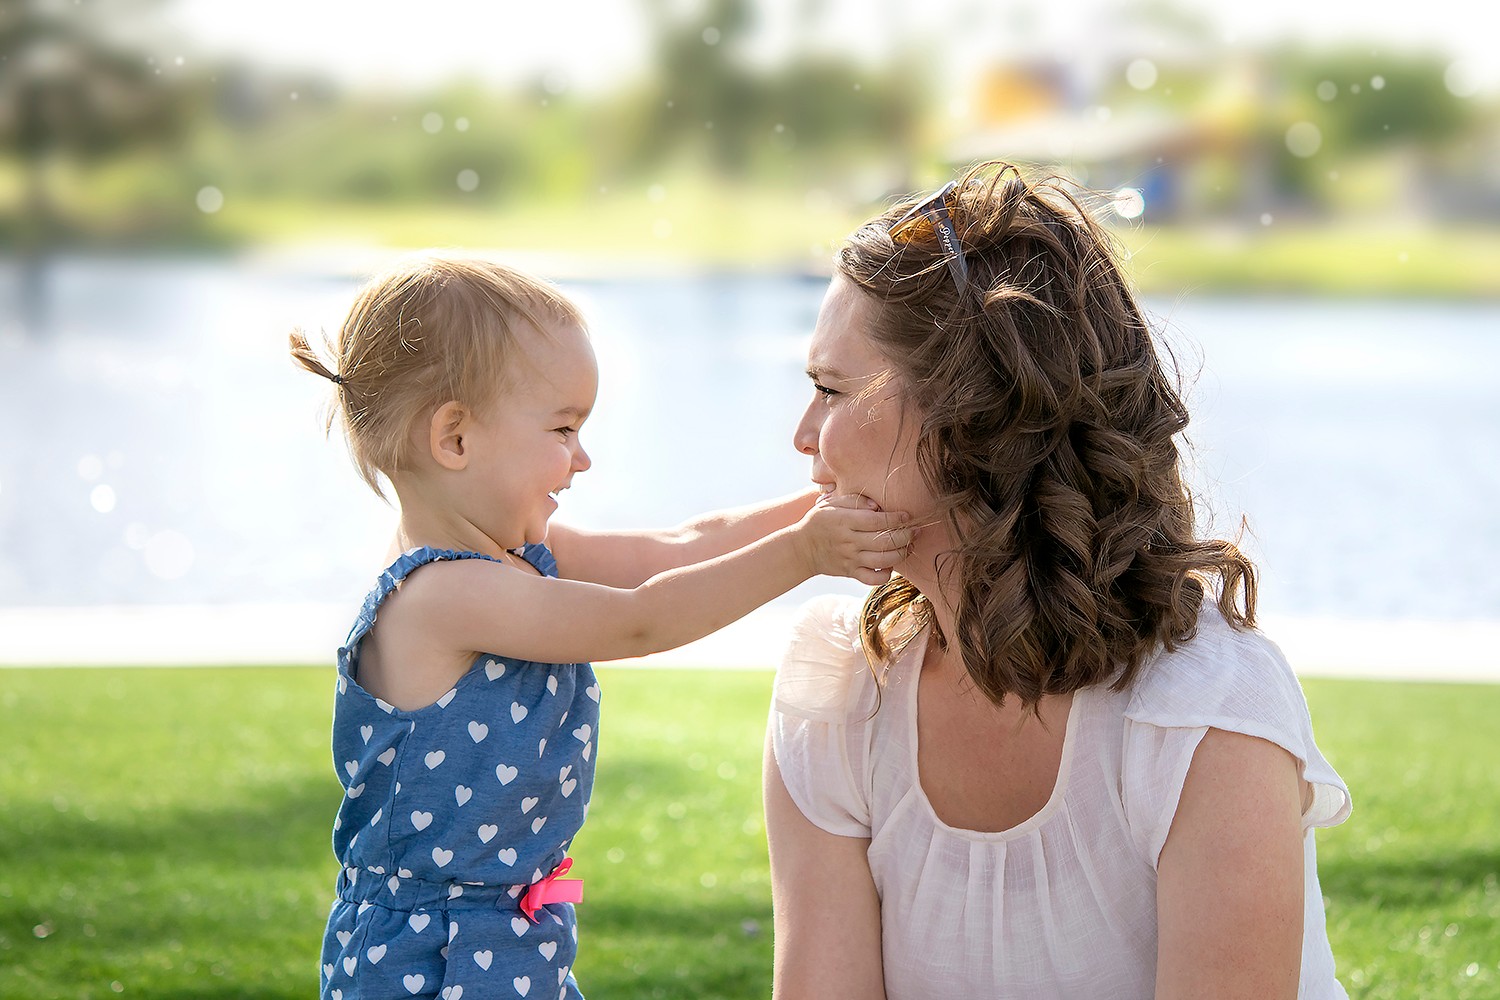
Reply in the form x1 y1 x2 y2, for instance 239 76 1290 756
520 857 584 923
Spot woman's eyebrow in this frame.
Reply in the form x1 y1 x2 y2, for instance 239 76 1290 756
806 364 849 381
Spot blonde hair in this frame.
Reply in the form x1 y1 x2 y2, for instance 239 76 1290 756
289 253 583 499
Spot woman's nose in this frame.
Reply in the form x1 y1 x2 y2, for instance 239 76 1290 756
793 399 820 456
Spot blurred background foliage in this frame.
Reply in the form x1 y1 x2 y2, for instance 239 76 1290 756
1 0 1497 287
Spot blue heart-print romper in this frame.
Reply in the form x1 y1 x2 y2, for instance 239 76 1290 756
320 545 599 1000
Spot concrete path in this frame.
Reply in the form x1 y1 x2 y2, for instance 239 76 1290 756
2 604 1498 683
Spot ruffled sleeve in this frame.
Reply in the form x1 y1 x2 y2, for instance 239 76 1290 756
768 595 876 838
1120 608 1352 866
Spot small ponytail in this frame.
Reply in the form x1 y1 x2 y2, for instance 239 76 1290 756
289 327 345 387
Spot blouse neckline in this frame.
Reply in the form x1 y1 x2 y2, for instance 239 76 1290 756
901 626 1085 842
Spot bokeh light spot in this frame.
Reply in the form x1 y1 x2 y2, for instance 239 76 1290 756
1285 121 1322 158
1126 59 1158 90
1112 187 1146 220
1445 59 1482 98
195 186 224 214
456 169 479 192
1317 80 1337 101
90 485 117 514
422 112 443 134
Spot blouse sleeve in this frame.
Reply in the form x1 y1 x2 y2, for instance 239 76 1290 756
768 595 875 838
1120 608 1353 866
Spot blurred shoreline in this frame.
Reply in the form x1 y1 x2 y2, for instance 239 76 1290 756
2 603 1497 683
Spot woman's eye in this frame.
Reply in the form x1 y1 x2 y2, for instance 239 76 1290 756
813 382 839 399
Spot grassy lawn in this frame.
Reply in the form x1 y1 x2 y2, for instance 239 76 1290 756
1 666 1496 999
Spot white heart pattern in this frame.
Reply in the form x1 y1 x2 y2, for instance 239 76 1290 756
496 764 518 785
511 702 529 724
546 675 558 695
531 816 547 834
474 949 494 970
468 721 489 742
437 688 457 708
425 750 446 770
411 810 433 831
344 760 359 778
561 778 576 797
586 682 600 702
497 848 517 865
366 943 386 964
456 785 473 806
336 930 352 946
521 796 539 814
378 748 397 766
442 987 463 1000
514 976 531 997
404 973 425 994
511 916 530 937
409 913 430 933
485 659 505 680
432 847 454 867
572 724 591 743
360 724 374 744
346 783 365 799
538 941 557 960
478 823 498 843
343 956 357 976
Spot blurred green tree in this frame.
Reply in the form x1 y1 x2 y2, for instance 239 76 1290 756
0 0 194 329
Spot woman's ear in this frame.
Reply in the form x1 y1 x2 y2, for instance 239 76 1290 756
428 401 471 471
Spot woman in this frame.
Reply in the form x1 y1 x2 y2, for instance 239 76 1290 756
763 162 1350 999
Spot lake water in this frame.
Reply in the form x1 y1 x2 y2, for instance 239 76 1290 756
1 255 1497 665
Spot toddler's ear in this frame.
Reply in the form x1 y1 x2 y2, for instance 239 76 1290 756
429 401 471 470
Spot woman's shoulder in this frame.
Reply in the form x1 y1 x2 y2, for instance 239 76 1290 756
1123 603 1351 829
771 594 875 723
1125 603 1305 728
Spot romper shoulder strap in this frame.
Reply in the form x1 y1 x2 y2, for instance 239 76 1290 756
341 546 505 652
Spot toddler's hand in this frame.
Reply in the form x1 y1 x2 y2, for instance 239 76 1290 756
795 492 912 585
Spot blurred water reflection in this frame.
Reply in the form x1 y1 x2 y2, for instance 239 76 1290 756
1 257 1496 625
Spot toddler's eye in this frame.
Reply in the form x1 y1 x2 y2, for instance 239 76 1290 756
555 427 575 438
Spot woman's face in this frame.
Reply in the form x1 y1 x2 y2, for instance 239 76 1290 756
794 276 935 531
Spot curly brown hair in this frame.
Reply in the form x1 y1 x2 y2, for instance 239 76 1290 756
841 162 1256 708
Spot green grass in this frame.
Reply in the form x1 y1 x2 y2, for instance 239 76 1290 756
1 667 1496 999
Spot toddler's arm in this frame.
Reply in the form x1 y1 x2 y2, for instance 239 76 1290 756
546 488 819 588
400 494 908 666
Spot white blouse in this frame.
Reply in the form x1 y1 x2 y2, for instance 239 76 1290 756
770 595 1352 1000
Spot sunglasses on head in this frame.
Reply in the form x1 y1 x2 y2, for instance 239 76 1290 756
888 180 969 293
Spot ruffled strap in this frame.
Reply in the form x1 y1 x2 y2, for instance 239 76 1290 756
771 594 867 722
769 595 875 838
1121 607 1352 863
341 546 508 652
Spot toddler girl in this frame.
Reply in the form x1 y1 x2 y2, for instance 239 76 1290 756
290 253 906 1000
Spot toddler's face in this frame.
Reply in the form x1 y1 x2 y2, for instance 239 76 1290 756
468 322 598 548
